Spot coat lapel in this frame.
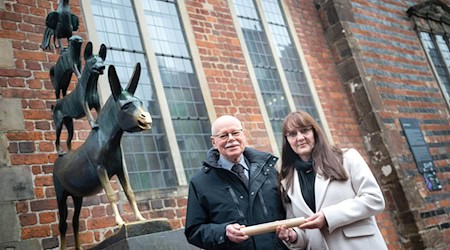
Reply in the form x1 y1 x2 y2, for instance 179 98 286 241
281 170 331 215
281 169 315 216
249 161 267 192
314 173 330 211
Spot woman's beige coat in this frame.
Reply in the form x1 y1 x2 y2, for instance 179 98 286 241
280 148 387 250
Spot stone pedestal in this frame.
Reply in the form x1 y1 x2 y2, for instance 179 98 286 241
90 219 198 250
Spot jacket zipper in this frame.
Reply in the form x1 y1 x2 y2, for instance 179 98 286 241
227 187 245 218
258 191 269 218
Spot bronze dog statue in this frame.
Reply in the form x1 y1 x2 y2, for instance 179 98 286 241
52 42 106 154
41 0 79 51
53 63 151 250
50 35 83 99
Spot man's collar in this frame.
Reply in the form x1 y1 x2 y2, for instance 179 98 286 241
218 155 249 171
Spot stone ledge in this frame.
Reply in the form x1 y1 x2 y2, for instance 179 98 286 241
90 219 197 250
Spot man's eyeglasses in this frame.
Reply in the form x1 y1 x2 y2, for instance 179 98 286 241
285 126 313 140
212 129 244 140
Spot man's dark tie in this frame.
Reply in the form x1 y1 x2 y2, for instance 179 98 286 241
232 164 248 187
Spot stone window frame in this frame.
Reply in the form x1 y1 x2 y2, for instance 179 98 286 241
81 0 216 198
407 0 450 109
228 0 331 153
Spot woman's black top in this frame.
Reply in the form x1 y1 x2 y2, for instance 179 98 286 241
294 158 316 212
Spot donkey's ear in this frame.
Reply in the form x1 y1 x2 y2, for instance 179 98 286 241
108 65 123 101
125 63 141 95
84 41 93 60
99 44 107 61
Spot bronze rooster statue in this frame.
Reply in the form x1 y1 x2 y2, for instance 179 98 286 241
41 0 79 51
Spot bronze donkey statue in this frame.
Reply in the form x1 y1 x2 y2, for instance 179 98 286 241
53 63 152 250
52 41 106 154
50 35 83 99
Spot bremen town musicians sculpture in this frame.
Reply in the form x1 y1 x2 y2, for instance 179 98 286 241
53 42 107 153
43 1 152 249
53 64 151 250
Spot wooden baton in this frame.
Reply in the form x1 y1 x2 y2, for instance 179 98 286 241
240 217 305 236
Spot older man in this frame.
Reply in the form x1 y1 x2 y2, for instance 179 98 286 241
185 115 288 250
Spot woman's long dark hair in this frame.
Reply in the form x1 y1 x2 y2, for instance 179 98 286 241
279 111 348 202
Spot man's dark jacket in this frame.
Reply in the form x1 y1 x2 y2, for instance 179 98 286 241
184 147 288 250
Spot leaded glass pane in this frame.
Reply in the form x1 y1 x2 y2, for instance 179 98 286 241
143 0 211 180
91 0 177 191
420 32 450 102
436 35 450 67
261 0 319 122
234 0 289 148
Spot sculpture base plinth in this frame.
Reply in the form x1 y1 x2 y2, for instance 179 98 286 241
90 219 193 250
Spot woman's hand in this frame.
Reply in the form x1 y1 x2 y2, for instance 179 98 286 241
276 225 297 243
300 211 328 229
226 223 249 243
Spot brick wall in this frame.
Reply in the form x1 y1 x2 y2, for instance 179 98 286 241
313 0 450 249
184 0 273 151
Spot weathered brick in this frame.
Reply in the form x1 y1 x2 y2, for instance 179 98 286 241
34 175 53 186
34 187 45 199
18 141 35 153
16 201 29 213
7 131 43 141
15 50 46 61
22 14 44 25
36 0 52 9
176 208 186 217
45 186 55 198
86 217 116 230
30 6 46 16
13 3 30 14
11 154 48 165
91 206 106 218
2 20 18 30
25 60 42 70
19 213 37 226
8 78 25 87
169 219 182 229
164 199 176 208
30 199 57 211
79 231 94 245
16 0 36 7
23 110 52 120
176 197 188 207
21 225 51 239
151 199 163 210
42 237 59 249
0 68 31 77
1 11 22 22
8 142 18 153
38 141 54 152
39 212 56 224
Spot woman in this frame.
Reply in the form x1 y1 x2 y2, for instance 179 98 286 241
275 111 387 250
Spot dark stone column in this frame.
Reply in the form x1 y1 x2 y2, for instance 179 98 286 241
313 0 427 249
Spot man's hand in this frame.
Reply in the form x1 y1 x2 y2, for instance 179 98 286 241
275 225 297 243
299 211 327 229
226 223 249 243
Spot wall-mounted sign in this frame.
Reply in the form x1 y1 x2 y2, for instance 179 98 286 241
400 118 442 191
